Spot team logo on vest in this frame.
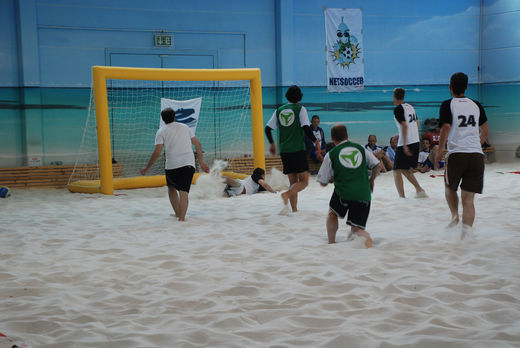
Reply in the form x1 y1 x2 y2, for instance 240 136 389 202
279 109 295 127
338 147 362 168
331 17 360 69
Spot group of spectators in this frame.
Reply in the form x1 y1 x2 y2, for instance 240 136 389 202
305 119 440 175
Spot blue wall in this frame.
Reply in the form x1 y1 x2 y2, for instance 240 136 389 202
1 0 519 167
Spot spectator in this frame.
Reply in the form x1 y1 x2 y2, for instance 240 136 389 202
365 134 388 173
415 135 444 173
382 135 398 171
305 115 327 163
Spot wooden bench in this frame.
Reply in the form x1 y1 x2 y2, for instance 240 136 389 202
0 164 123 189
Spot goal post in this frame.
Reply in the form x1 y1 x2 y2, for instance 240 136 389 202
69 66 265 195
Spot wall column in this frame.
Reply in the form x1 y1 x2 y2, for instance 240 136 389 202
15 0 44 166
275 0 294 104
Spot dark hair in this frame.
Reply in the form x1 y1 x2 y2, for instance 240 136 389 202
311 115 320 121
393 88 405 101
450 72 468 95
252 167 265 177
161 108 175 124
331 124 348 142
285 85 303 103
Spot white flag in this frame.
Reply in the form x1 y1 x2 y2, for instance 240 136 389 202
325 8 364 92
160 97 202 133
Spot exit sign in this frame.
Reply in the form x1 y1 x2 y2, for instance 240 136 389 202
154 34 172 47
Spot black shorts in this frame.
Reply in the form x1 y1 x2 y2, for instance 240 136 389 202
165 165 195 192
280 150 309 174
445 153 485 193
394 142 420 170
329 191 371 230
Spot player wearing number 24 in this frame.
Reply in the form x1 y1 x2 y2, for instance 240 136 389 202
434 72 489 239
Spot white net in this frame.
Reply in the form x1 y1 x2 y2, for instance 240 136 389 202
70 79 253 183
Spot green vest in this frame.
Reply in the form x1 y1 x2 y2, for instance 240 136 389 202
329 141 371 201
276 103 305 153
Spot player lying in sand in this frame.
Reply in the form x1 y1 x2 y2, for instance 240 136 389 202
223 168 276 196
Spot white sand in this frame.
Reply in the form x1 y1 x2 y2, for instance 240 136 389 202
1 163 520 348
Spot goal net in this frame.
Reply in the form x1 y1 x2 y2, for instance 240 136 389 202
68 66 265 194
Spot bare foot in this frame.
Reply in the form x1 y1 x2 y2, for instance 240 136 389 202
448 215 459 228
281 192 289 205
364 237 373 248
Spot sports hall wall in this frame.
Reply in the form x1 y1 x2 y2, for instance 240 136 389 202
0 0 518 168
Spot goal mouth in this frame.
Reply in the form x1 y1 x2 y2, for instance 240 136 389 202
68 66 265 194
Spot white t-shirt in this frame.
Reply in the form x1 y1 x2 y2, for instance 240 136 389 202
266 103 310 130
155 122 195 170
439 97 487 156
393 103 420 146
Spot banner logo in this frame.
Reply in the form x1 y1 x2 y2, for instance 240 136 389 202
331 17 360 69
278 109 295 127
160 97 202 133
339 147 362 168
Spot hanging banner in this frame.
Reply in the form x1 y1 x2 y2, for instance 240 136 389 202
325 8 364 92
160 97 202 134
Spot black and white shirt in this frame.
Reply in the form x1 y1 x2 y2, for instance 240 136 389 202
439 97 487 155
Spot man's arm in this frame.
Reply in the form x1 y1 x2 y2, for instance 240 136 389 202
400 121 411 156
265 126 276 155
141 144 164 175
191 136 210 173
480 122 489 145
258 179 276 193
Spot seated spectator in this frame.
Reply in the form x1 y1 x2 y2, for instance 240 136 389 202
382 135 398 171
224 167 276 197
365 134 388 172
305 115 327 163
415 135 444 173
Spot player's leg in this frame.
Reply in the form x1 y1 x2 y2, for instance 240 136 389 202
459 153 484 229
460 189 475 227
224 177 240 187
445 187 459 226
177 190 189 221
326 210 339 244
327 192 346 244
402 170 427 197
351 226 372 248
393 170 406 198
347 200 372 248
168 186 180 217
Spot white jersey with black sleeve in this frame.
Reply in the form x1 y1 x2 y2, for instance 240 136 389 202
393 103 420 146
439 97 487 156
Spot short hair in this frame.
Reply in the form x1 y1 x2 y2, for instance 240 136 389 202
311 115 320 121
285 85 303 103
450 72 468 95
393 88 405 101
252 167 265 177
368 134 377 141
331 124 348 142
161 108 175 124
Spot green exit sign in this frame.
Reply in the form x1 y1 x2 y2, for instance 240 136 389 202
154 34 172 47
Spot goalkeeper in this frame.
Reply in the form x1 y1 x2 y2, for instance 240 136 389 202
141 107 209 221
223 167 276 197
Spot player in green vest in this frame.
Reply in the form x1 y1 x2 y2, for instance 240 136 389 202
265 85 321 213
317 124 382 247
